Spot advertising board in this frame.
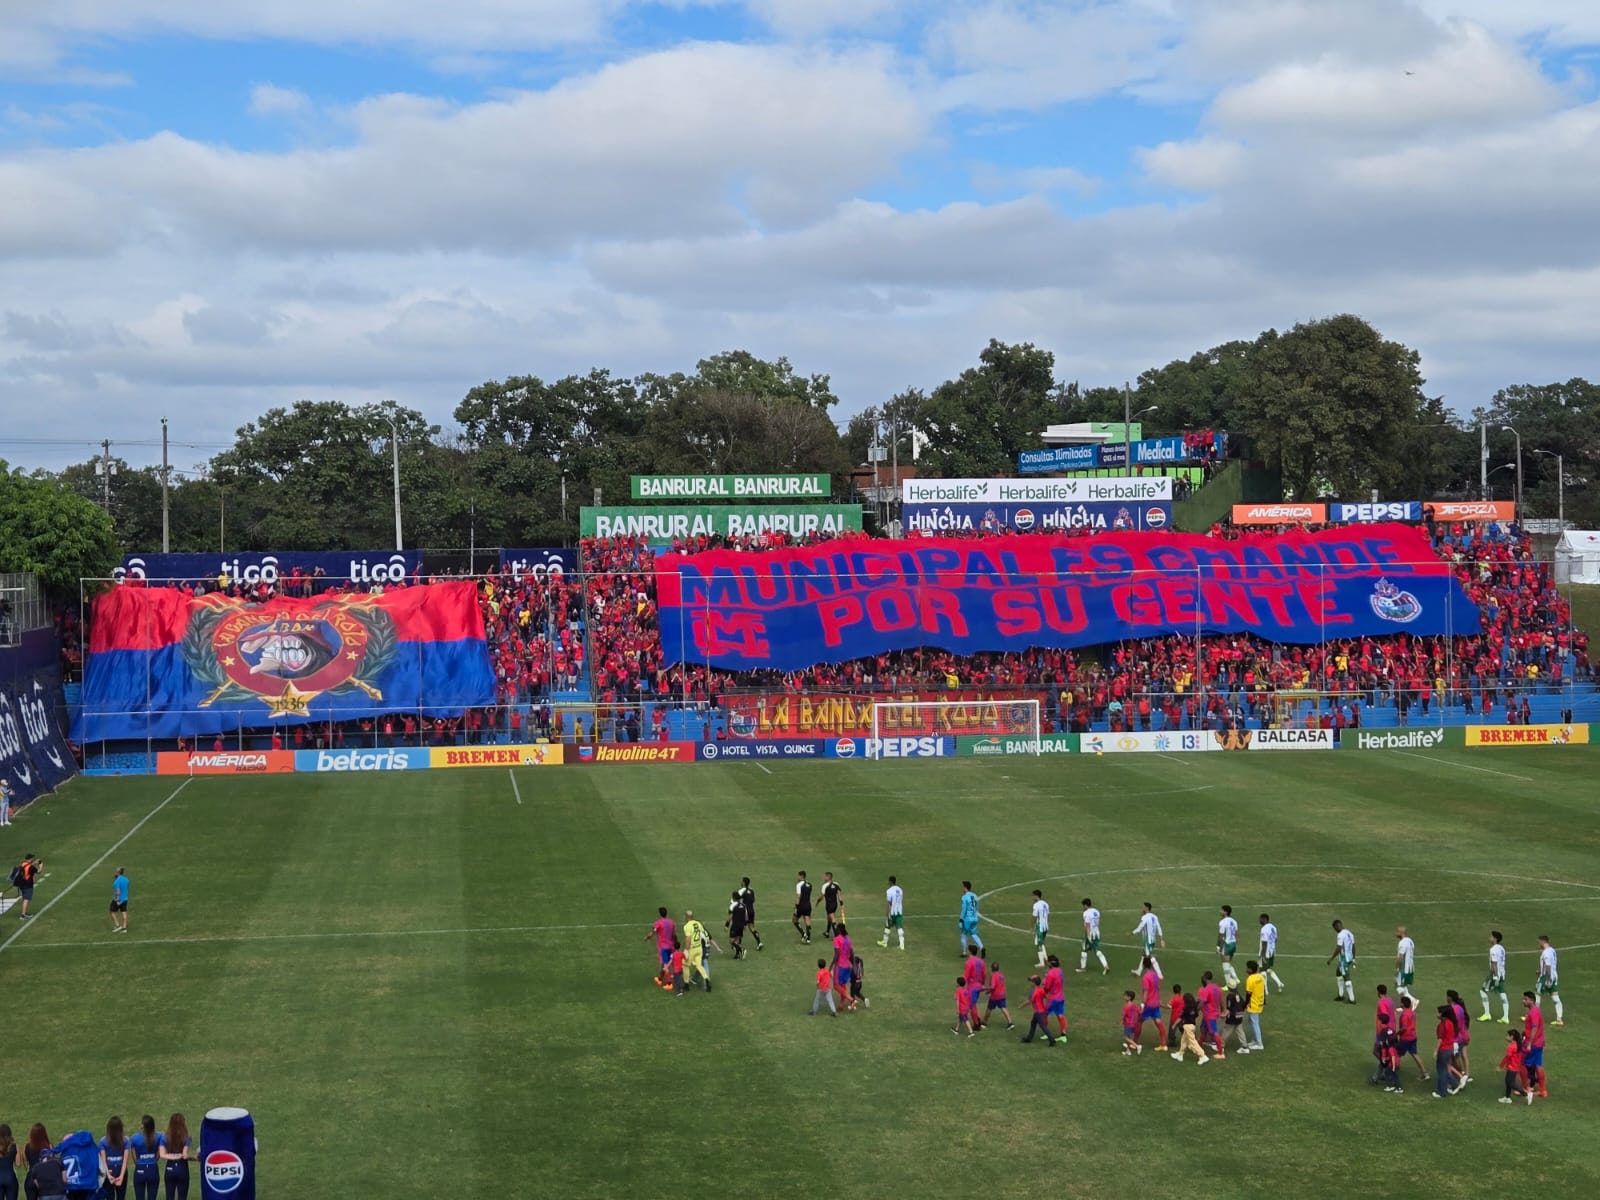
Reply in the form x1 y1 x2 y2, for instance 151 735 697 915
1242 728 1336 750
570 742 696 764
1230 504 1328 525
1343 728 1461 751
115 551 420 587
1330 502 1423 523
1081 730 1215 754
156 750 296 775
722 692 1037 740
631 474 829 501
295 747 431 772
902 501 1171 534
1425 501 1517 523
957 734 1078 756
1464 724 1588 747
581 506 862 541
902 478 1173 505
430 744 565 768
497 548 577 578
697 739 831 761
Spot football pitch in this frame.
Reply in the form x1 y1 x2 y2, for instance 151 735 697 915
4 749 1598 1197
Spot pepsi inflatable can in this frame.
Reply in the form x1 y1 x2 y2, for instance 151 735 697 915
199 1108 255 1200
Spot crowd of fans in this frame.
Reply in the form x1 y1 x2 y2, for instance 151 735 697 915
80 504 1592 753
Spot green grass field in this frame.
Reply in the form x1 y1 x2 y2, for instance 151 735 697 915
4 749 1598 1197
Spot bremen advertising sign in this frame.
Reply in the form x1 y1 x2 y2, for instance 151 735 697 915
581 505 862 541
631 474 830 501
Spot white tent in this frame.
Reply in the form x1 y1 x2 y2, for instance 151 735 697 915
1555 530 1600 585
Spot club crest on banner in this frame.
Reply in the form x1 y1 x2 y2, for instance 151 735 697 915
184 596 397 717
1369 578 1422 624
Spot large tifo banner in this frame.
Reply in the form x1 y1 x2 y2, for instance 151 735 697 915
581 505 863 541
655 525 1481 671
77 581 495 741
117 550 422 587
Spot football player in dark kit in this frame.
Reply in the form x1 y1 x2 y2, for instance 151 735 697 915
726 892 748 959
821 871 843 937
794 871 813 944
736 876 763 951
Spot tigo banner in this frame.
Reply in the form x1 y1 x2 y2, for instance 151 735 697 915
631 474 829 501
1465 724 1588 747
497 548 576 578
1083 730 1214 754
903 500 1170 534
656 526 1479 672
432 743 564 767
0 670 77 806
78 581 495 742
697 739 830 761
1231 504 1328 525
958 733 1078 756
571 742 695 764
581 505 862 541
1425 501 1517 523
156 750 295 775
115 550 420 587
1331 502 1423 523
296 747 430 772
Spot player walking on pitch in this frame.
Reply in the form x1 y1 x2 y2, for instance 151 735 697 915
958 881 985 957
736 877 763 951
110 867 129 933
821 871 843 937
1131 902 1164 978
1258 913 1285 992
1537 935 1564 1025
1031 890 1050 968
647 906 677 990
683 910 722 993
1394 926 1417 1003
1328 919 1356 1003
1217 905 1240 987
793 871 813 944
881 876 905 950
1079 898 1109 974
1481 930 1509 1024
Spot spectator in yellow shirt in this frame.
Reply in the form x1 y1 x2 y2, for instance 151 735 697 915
1244 961 1267 1051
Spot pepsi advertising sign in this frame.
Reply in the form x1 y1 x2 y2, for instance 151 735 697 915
1330 502 1423 524
902 501 1171 534
697 739 830 761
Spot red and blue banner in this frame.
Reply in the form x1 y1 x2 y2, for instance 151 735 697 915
656 525 1481 671
77 581 494 741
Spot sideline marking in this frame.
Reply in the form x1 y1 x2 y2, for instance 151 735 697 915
755 763 774 776
975 863 1600 960
508 768 523 806
1389 750 1534 783
0 778 193 957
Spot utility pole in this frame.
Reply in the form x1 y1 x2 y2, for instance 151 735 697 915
1479 422 1487 500
1123 382 1132 471
98 439 115 508
388 410 404 552
161 416 170 553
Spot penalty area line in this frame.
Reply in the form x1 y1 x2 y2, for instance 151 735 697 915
508 768 523 806
0 777 194 958
1388 750 1535 783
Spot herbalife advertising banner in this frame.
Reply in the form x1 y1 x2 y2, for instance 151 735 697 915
631 474 830 501
582 505 863 541
901 477 1172 534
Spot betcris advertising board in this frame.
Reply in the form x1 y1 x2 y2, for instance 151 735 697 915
697 739 830 761
295 747 431 772
116 550 422 586
1330 501 1423 524
825 735 957 759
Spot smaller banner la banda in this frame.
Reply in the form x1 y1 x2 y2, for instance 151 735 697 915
721 691 1041 740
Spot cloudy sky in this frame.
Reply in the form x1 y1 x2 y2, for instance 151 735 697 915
3 1 1598 471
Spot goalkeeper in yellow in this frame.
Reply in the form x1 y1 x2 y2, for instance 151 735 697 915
683 909 723 993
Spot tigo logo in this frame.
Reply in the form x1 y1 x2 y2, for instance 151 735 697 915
203 1150 245 1193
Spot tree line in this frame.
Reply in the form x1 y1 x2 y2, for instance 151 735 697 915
4 319 1596 591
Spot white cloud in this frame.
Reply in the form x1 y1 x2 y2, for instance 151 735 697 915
247 84 311 118
746 0 907 38
1137 137 1245 190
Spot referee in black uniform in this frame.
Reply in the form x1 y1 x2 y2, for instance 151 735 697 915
794 871 813 944
737 877 763 951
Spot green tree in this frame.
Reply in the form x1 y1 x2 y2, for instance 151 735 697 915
1238 316 1427 501
48 456 165 552
0 461 119 589
1134 341 1256 432
915 340 1065 478
1485 379 1600 524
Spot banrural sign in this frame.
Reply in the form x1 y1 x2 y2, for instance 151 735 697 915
581 505 863 541
631 474 830 501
